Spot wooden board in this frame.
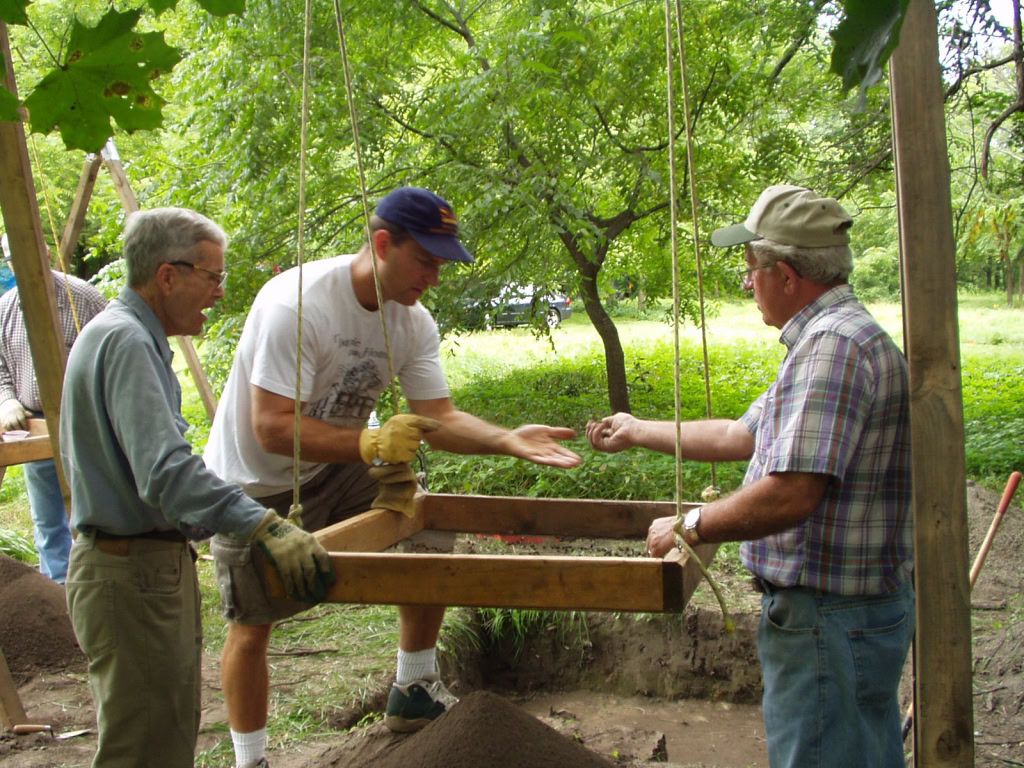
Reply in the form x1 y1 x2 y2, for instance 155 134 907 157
299 494 717 613
0 419 54 468
420 493 695 538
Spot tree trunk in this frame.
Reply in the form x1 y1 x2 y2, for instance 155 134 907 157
1006 260 1013 307
579 280 630 414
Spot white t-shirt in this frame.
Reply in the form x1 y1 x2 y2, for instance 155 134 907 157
204 254 450 497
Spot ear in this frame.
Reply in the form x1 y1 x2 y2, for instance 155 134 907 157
371 229 392 261
776 260 800 294
155 263 178 296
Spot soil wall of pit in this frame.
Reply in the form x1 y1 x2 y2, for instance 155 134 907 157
447 606 763 704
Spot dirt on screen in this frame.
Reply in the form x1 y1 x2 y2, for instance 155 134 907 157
0 480 1021 767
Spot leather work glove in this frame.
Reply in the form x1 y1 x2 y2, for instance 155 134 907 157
247 509 335 602
0 399 29 432
358 414 440 465
369 462 421 518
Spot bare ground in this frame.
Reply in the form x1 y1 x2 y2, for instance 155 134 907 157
1 480 1021 767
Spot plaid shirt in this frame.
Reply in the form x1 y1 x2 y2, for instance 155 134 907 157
739 285 913 595
0 271 107 411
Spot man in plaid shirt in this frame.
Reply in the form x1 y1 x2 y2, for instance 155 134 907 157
0 236 108 583
587 185 913 768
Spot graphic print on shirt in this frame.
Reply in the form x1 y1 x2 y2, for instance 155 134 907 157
305 358 383 423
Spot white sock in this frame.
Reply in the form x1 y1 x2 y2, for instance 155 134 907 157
396 647 437 685
231 727 266 766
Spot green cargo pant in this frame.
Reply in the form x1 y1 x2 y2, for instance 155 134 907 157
66 532 201 768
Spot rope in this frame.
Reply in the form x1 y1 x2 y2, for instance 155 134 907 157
672 0 717 493
292 0 314 505
663 0 733 632
27 134 84 336
333 0 399 412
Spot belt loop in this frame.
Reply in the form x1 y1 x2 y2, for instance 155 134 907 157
77 529 98 551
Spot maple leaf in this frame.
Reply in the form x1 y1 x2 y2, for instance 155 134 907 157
22 8 181 152
0 0 31 26
0 0 29 122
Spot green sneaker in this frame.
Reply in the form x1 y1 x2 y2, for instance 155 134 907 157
384 676 458 733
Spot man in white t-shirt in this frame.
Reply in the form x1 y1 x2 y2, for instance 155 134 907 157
205 187 582 768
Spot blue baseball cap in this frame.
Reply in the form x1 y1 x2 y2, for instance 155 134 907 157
375 187 475 263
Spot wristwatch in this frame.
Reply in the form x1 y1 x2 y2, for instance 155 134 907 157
682 506 703 547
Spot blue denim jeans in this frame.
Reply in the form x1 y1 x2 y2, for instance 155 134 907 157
757 578 915 768
23 458 72 584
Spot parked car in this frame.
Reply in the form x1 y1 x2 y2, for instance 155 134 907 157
462 285 572 329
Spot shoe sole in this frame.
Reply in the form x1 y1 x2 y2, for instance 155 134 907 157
384 714 435 733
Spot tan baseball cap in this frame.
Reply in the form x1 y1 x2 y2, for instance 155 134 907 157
710 185 853 248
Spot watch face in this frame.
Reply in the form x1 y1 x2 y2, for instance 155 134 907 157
685 507 701 530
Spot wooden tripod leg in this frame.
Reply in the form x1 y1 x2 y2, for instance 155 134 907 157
0 645 28 729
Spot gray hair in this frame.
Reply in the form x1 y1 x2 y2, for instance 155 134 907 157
123 208 228 288
750 239 853 284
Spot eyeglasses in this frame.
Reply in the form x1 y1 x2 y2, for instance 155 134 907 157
169 261 228 289
735 263 775 284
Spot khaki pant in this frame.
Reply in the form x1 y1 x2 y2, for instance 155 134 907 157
66 532 201 768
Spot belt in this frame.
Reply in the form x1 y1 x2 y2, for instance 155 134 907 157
88 528 188 556
752 575 783 594
92 528 187 543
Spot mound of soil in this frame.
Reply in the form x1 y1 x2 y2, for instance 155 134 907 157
0 555 84 684
359 690 616 768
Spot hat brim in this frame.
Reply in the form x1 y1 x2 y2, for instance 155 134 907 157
411 231 475 263
710 223 761 248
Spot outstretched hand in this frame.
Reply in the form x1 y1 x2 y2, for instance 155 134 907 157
585 412 638 454
507 424 582 467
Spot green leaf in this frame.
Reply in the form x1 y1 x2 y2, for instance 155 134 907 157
829 0 909 94
0 83 19 122
22 8 182 152
0 0 31 26
147 0 179 14
195 0 245 17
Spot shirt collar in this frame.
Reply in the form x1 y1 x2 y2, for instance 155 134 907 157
779 284 857 350
117 286 174 364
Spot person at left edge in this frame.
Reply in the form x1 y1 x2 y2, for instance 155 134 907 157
59 207 335 768
0 233 107 584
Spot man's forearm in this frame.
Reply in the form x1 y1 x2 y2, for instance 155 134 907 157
422 410 511 455
635 418 752 462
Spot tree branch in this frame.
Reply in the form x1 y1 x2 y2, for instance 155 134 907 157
981 0 1024 178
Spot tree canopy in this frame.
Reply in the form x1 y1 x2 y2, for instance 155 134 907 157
2 0 1022 411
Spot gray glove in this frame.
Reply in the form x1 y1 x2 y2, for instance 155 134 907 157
0 399 29 432
247 507 335 602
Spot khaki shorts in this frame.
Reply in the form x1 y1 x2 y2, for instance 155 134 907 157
212 463 453 625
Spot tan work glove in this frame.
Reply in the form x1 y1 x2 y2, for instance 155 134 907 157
369 462 421 518
358 414 440 465
247 508 335 602
0 399 29 432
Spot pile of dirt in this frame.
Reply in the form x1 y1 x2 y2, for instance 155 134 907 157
0 555 84 684
357 690 616 768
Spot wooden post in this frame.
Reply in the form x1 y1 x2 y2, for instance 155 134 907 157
0 23 71 507
58 154 103 271
102 140 218 420
0 646 27 729
889 0 974 764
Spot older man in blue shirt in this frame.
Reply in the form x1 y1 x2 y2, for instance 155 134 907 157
60 208 335 768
